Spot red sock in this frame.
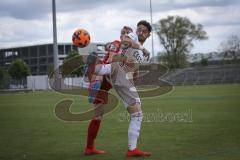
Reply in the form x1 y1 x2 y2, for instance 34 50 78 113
86 119 101 149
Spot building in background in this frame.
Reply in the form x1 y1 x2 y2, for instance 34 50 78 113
0 43 106 75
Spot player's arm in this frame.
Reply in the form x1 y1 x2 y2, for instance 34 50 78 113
122 35 139 49
108 52 127 63
122 34 150 60
104 41 119 63
133 71 139 83
111 54 127 63
107 51 128 63
105 41 127 63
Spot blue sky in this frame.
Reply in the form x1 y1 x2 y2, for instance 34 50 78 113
0 0 240 55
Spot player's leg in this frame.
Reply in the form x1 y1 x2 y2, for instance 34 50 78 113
126 103 151 157
85 52 127 81
86 114 102 151
84 52 112 81
127 103 142 151
95 64 112 76
114 85 151 157
85 103 106 155
85 78 105 155
88 79 101 103
85 76 111 155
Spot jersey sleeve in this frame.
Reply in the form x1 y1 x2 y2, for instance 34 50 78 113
108 40 121 52
102 40 121 64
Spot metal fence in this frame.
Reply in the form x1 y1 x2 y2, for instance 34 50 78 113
0 78 27 90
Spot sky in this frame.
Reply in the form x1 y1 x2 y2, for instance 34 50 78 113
0 0 240 56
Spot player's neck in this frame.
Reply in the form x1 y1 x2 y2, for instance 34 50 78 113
139 41 144 45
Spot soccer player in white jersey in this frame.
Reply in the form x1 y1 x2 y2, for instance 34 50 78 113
86 20 152 157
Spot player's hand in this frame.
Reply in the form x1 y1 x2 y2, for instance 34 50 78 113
126 57 134 64
142 48 150 61
133 71 139 83
107 52 113 63
104 42 111 51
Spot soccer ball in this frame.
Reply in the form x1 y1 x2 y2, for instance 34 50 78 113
72 28 90 48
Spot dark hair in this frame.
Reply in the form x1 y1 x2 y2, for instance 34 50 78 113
137 20 152 32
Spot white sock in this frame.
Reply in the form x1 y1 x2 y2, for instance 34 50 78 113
128 111 143 150
95 64 111 75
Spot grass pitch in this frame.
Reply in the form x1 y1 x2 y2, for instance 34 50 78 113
0 84 240 160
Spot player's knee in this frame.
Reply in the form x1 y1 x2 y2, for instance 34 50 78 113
130 111 143 122
96 64 111 75
88 80 101 103
93 115 103 120
127 103 142 114
93 103 105 117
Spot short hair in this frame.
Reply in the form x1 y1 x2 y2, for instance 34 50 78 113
122 26 133 32
137 20 152 32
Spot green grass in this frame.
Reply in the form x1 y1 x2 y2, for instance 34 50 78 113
0 84 240 160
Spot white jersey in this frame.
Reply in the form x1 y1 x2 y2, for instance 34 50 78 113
126 32 147 64
119 33 145 72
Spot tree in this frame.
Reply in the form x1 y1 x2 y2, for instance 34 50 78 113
0 66 9 88
200 57 208 66
0 67 5 82
62 50 84 76
154 16 208 68
219 35 240 63
47 63 54 76
8 59 30 80
219 35 240 53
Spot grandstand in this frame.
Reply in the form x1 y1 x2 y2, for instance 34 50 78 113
136 64 168 86
134 64 240 86
162 64 240 85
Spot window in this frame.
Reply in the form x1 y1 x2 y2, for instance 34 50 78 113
39 58 46 64
30 47 38 57
4 51 18 58
39 46 47 56
48 45 53 56
58 45 64 55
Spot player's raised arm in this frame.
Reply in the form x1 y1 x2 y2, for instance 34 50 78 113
122 33 150 61
122 33 139 49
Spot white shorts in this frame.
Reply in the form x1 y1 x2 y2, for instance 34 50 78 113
97 63 141 108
